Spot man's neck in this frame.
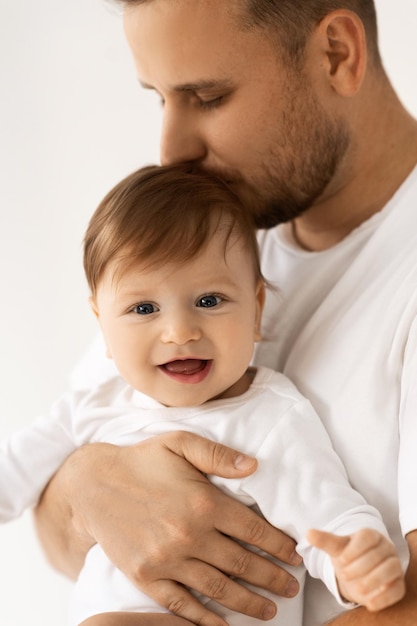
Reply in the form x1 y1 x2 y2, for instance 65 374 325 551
292 94 417 252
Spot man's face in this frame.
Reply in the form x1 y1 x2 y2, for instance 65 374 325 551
124 0 350 227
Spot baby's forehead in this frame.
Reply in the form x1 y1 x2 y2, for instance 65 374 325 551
120 219 244 264
108 228 253 290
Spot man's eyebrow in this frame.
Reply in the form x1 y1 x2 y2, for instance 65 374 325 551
139 78 233 92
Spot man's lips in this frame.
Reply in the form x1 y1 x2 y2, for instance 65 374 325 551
159 359 212 384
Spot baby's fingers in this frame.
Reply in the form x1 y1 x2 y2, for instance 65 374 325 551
308 528 392 568
356 557 406 611
307 528 405 610
306 529 350 558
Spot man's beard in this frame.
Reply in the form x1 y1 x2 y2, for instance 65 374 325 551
253 126 350 229
245 86 351 229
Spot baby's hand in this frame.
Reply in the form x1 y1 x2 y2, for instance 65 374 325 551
306 528 405 611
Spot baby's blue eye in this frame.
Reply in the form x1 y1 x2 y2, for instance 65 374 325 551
133 303 158 315
197 295 222 308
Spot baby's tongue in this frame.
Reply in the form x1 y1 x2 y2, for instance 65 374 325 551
164 359 205 374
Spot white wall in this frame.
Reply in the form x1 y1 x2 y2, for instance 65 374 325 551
0 1 416 624
0 2 161 624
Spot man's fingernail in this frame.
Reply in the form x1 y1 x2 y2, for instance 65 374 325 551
234 454 256 470
286 579 299 597
262 602 277 620
290 550 303 565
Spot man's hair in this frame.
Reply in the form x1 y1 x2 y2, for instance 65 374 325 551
84 165 263 296
118 0 380 66
239 0 380 66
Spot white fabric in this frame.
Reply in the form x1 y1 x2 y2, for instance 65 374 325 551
0 366 388 625
254 164 417 625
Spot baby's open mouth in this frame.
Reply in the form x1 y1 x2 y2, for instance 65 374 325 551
159 359 212 384
162 359 209 374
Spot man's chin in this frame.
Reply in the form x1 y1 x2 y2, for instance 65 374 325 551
223 180 306 228
251 202 300 229
252 193 312 228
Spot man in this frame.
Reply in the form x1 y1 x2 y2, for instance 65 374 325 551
34 1 417 625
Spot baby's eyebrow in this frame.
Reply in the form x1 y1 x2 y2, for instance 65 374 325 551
117 289 150 299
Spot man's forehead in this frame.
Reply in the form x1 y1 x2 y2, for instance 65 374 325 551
124 0 244 80
123 0 267 88
123 0 248 40
123 0 246 16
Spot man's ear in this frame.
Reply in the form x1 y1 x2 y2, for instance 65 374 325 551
315 9 367 97
254 280 266 342
88 296 112 359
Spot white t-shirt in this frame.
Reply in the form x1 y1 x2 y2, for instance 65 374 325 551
255 164 417 624
0 366 388 625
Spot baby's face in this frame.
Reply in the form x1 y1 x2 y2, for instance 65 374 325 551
91 229 264 407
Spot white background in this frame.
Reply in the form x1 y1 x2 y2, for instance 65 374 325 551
0 1 416 624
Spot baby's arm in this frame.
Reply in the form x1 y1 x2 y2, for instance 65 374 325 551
0 392 78 523
307 528 405 611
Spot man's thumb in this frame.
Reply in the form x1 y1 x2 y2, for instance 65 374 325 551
163 431 258 477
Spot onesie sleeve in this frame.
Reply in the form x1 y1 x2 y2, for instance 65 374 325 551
238 398 388 604
0 392 80 522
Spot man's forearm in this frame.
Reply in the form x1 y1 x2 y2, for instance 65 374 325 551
33 446 97 579
326 600 417 626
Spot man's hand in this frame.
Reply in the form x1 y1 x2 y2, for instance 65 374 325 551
79 612 194 626
35 432 302 626
307 528 405 611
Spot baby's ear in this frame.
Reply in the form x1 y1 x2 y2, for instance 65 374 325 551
89 295 100 319
88 296 112 359
254 280 266 342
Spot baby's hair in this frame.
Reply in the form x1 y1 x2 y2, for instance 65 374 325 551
84 164 264 296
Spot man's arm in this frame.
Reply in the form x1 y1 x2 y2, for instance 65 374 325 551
325 530 417 625
34 432 302 626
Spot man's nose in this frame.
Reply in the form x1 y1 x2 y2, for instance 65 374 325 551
160 108 207 166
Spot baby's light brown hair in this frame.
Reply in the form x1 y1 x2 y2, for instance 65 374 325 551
84 164 264 296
